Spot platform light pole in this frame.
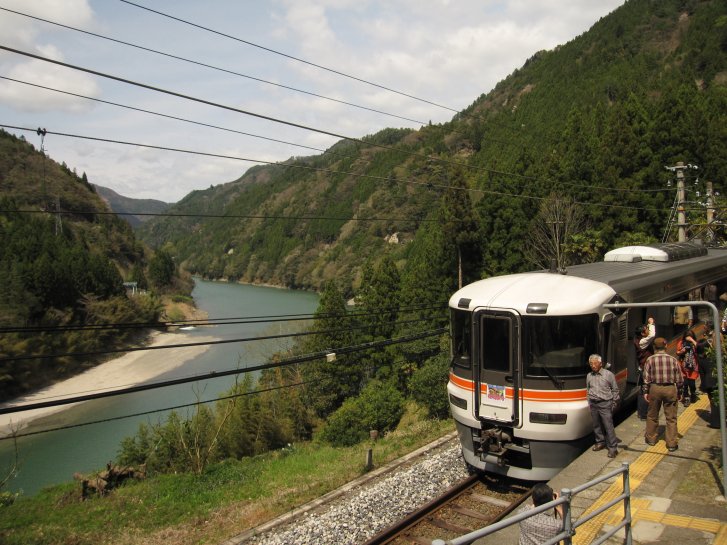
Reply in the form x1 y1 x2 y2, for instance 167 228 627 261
604 300 726 499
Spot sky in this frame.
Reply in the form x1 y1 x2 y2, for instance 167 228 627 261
0 0 625 203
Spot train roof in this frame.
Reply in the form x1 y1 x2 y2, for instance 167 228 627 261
450 244 727 315
450 273 616 315
564 246 727 302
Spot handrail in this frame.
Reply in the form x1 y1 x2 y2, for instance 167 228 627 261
432 462 631 545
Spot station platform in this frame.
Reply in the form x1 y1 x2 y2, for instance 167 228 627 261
473 395 727 544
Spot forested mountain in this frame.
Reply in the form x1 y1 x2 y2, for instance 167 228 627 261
137 0 727 296
93 184 171 229
0 130 171 400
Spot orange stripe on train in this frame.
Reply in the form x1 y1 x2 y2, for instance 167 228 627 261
449 370 629 402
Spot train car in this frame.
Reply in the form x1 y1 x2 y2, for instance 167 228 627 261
448 242 727 480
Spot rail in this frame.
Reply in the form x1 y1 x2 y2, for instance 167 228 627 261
432 462 632 545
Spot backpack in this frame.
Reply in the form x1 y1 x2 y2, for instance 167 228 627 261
684 348 696 371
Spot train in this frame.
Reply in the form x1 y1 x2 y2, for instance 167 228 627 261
447 242 727 480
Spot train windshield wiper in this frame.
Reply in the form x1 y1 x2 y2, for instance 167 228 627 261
541 364 564 390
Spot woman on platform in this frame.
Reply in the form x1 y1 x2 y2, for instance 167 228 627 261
676 329 699 406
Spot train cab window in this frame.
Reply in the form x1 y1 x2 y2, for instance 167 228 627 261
450 309 472 368
523 315 598 377
481 316 510 372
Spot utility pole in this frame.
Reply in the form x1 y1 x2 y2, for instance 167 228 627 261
676 162 686 242
706 181 715 244
665 162 698 242
55 196 63 236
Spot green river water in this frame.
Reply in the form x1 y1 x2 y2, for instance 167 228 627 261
0 279 319 496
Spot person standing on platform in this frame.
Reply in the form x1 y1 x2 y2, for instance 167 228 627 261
518 483 563 545
676 329 699 406
633 317 656 420
698 326 716 396
586 353 620 458
643 337 683 452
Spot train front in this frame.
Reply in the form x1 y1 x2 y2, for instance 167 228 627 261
447 272 617 480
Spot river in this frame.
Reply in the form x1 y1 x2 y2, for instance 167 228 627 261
0 279 319 496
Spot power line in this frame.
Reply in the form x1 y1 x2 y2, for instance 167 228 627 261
0 351 424 440
0 316 437 363
0 47 672 198
0 381 307 441
1 123 459 199
117 0 459 114
0 76 332 156
0 7 427 127
0 327 447 416
0 303 445 334
0 125 670 213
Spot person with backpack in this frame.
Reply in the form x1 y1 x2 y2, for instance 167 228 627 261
676 329 699 406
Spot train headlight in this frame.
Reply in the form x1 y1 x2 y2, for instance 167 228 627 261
529 412 567 424
449 394 468 410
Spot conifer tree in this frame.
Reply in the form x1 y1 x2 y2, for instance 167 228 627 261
300 280 363 417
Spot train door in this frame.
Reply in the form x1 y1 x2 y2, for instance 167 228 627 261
473 309 521 426
604 312 629 393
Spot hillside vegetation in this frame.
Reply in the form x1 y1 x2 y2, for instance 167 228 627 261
138 0 727 295
2 1 727 543
0 131 188 400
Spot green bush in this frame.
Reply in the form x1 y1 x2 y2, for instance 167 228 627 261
320 380 405 447
409 353 451 419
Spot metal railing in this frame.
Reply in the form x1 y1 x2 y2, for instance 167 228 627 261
432 462 631 545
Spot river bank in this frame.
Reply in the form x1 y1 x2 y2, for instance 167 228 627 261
0 330 219 436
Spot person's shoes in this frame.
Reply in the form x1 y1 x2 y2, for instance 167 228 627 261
683 399 690 407
667 445 678 452
645 439 657 446
690 395 698 403
607 449 617 458
592 443 606 451
638 416 647 421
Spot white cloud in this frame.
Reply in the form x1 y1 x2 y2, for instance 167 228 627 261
1 0 626 201
0 59 100 112
0 0 99 112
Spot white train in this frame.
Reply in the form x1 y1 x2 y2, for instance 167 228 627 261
448 243 727 480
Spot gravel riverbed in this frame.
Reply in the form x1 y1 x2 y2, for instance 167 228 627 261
242 439 470 545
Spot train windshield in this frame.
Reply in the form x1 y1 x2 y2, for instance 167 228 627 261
523 315 598 377
450 309 472 368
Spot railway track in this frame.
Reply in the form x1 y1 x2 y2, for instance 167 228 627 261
362 473 532 545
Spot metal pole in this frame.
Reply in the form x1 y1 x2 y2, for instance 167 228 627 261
622 462 632 545
604 300 726 498
562 488 573 545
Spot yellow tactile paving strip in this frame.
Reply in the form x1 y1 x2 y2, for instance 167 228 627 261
572 395 727 545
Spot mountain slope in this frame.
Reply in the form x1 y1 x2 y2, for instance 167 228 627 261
0 129 160 400
137 0 727 293
94 184 171 229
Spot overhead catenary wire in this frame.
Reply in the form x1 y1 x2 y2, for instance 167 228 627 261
0 47 672 197
0 326 447 416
